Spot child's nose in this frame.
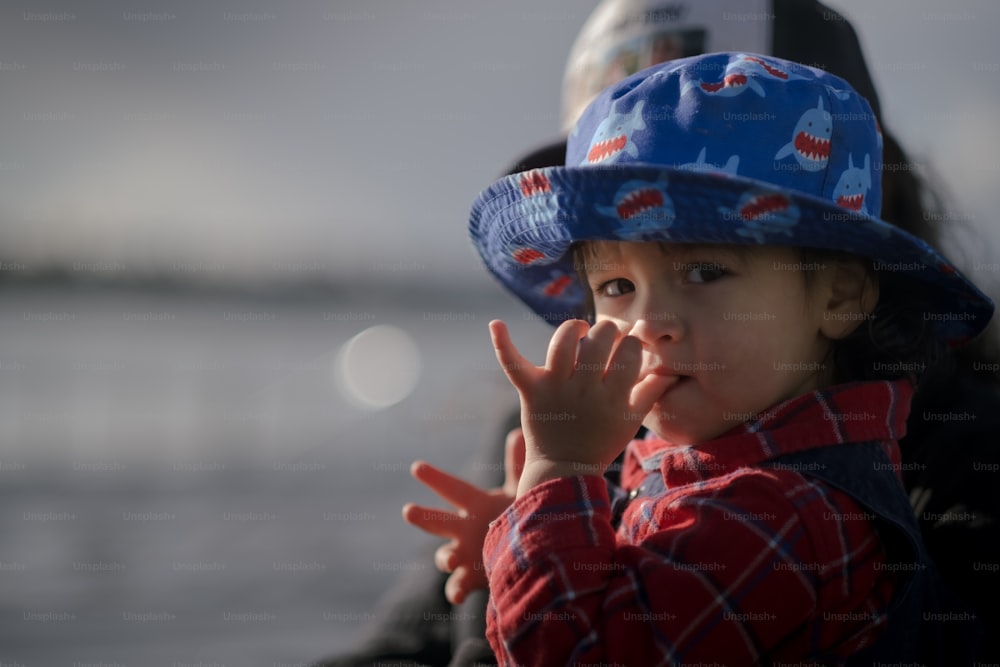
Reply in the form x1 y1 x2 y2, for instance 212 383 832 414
628 311 685 344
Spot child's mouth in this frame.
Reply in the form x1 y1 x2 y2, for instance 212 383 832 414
665 375 688 389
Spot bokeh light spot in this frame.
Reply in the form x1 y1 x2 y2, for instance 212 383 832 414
335 325 422 409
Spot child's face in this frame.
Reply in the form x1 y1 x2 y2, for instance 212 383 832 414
582 241 834 444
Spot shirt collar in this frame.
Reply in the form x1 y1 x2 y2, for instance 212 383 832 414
629 380 914 483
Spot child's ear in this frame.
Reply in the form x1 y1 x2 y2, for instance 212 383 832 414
817 259 879 340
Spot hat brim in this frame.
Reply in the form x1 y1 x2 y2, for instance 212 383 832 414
470 165 993 344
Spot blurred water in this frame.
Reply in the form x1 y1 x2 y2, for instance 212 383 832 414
0 283 551 666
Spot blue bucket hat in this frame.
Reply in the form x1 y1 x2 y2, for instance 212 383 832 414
469 52 993 344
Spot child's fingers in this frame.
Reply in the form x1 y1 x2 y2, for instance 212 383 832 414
445 565 486 606
401 503 462 539
545 319 589 378
444 569 466 605
434 542 459 573
489 320 537 390
575 319 621 376
628 373 677 418
410 461 485 511
604 334 643 394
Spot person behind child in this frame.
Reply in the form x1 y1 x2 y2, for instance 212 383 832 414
452 51 993 664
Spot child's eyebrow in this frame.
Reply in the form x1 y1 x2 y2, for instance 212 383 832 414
574 242 623 275
576 242 750 276
662 243 747 267
578 255 627 277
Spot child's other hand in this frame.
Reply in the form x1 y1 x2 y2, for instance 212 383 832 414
489 319 672 495
402 427 525 605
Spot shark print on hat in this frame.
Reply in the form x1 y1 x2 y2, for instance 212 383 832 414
539 270 576 298
503 190 568 266
719 188 801 244
774 96 832 171
734 54 809 83
832 154 871 214
511 247 546 266
680 58 766 98
584 99 646 164
677 147 740 176
596 176 674 240
518 170 552 198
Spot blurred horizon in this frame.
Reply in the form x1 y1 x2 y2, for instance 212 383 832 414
0 0 998 298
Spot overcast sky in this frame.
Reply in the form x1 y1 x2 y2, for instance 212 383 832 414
1 0 997 296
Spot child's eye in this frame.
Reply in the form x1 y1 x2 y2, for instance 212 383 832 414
595 278 635 297
684 263 728 284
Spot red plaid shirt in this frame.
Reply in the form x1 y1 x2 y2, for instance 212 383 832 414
484 380 913 666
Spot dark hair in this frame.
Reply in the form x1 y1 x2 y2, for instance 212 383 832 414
799 248 942 386
878 134 999 384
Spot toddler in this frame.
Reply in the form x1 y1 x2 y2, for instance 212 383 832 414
406 52 992 665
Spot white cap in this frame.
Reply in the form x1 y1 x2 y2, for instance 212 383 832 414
561 0 772 131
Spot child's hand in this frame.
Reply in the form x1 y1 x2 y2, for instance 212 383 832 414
402 428 525 605
489 319 673 496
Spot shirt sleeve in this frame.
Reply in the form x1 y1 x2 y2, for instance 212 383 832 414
483 470 892 666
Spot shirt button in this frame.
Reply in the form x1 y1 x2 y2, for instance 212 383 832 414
628 486 644 500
